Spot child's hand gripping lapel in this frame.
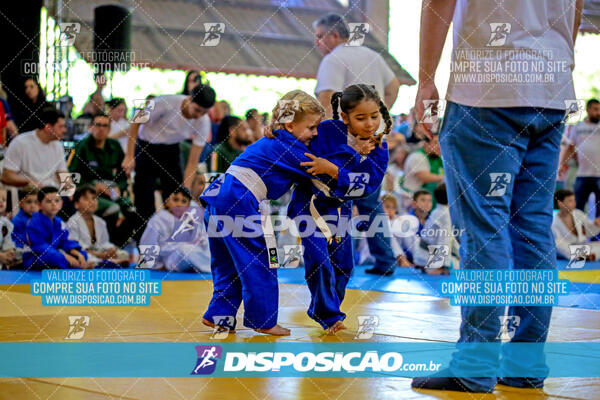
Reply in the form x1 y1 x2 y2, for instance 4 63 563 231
352 137 376 155
301 153 339 179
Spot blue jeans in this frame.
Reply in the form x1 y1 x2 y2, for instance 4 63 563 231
574 177 600 218
441 102 564 391
353 186 396 273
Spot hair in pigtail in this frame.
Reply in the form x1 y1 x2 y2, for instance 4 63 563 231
331 92 343 120
375 98 393 146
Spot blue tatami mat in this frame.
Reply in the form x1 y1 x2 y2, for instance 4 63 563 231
2 262 598 309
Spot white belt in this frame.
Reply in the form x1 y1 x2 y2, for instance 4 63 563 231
258 201 279 268
309 195 335 245
311 178 332 197
226 165 279 268
226 165 268 202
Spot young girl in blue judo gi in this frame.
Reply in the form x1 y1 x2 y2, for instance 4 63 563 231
200 90 362 336
287 84 393 333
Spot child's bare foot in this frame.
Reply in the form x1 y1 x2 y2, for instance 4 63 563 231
202 318 236 333
327 320 347 334
254 324 290 336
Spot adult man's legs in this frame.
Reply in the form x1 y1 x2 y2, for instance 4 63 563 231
133 142 183 240
133 141 159 230
501 108 563 388
414 102 528 392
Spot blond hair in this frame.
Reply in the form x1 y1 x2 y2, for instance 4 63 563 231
271 90 325 131
381 193 398 208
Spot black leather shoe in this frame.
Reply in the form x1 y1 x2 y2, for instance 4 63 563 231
412 371 494 393
497 377 544 389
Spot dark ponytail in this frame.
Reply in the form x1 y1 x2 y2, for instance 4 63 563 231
376 98 392 145
331 92 343 120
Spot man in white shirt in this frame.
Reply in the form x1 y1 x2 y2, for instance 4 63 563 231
559 99 600 216
313 13 399 275
122 84 215 225
2 108 68 188
413 0 583 393
313 13 400 118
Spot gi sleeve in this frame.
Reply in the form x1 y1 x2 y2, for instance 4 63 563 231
330 142 389 199
27 219 70 268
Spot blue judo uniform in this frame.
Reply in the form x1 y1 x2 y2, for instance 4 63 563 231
200 129 358 330
287 119 389 329
12 209 31 248
23 212 87 269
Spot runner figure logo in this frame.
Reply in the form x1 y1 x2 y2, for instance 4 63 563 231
563 99 585 124
354 315 379 339
486 23 511 46
201 23 225 46
58 172 80 196
276 100 298 124
59 23 80 46
346 23 370 46
130 99 155 124
203 173 224 197
497 315 520 340
566 244 590 269
281 245 304 268
191 345 222 375
345 173 370 197
65 316 89 340
487 173 512 196
138 245 160 268
210 316 236 339
426 245 448 269
420 100 446 124
171 207 201 241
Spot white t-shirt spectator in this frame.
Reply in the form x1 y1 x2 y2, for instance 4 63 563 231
402 150 429 192
138 95 211 146
110 117 130 153
3 130 67 187
565 121 600 177
447 0 575 109
315 44 395 98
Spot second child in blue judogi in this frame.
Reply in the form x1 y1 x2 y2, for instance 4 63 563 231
23 186 90 270
200 90 358 336
12 187 40 250
287 84 392 333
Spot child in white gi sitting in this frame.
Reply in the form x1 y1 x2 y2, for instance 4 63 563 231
67 186 129 267
552 189 600 260
139 187 210 272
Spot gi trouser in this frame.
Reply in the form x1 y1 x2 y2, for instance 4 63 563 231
202 185 279 330
289 191 354 329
